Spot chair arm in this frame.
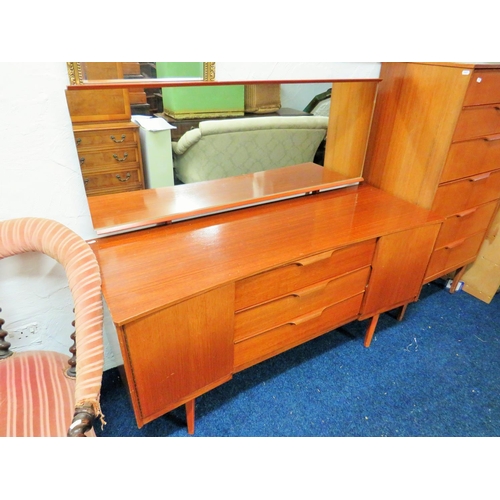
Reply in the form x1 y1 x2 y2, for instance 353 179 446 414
67 402 101 437
172 128 202 155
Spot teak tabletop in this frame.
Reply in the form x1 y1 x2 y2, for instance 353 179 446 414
90 182 442 326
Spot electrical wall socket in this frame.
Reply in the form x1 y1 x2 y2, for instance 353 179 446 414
8 322 41 349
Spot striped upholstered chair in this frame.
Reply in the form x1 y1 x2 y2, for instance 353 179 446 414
0 218 105 437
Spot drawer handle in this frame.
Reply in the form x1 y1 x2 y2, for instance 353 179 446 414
79 157 85 165
292 281 330 297
295 250 334 267
469 172 490 182
110 134 126 143
290 308 326 325
445 238 466 250
116 172 131 182
455 207 477 218
113 152 129 162
76 138 82 146
83 178 89 184
484 134 500 142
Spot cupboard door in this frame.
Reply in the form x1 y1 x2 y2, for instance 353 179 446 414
120 285 234 426
361 224 441 316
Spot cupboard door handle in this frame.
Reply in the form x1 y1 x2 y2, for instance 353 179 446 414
455 207 477 218
445 238 466 250
116 172 131 182
113 153 129 162
110 134 126 143
295 250 334 266
469 172 490 182
484 134 500 141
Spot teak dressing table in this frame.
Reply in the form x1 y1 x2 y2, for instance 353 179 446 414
88 164 442 434
70 64 500 434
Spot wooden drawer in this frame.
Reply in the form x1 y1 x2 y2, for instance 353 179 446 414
234 293 363 372
235 267 370 342
425 231 486 281
434 200 498 249
453 105 500 142
432 169 500 217
441 135 500 183
79 147 140 169
463 70 500 107
235 239 376 311
82 166 144 196
74 128 138 149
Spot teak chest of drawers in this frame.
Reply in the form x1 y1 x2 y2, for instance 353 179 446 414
90 180 442 433
364 62 500 290
73 122 145 197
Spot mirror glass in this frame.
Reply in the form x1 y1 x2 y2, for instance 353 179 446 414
66 63 379 235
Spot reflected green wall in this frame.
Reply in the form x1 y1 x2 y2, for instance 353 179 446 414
156 62 244 119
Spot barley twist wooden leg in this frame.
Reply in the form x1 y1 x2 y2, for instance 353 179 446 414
0 310 13 360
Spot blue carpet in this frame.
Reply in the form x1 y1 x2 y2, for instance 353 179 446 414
95 281 500 437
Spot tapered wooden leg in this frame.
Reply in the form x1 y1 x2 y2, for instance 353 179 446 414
185 399 195 435
396 303 409 321
364 314 380 348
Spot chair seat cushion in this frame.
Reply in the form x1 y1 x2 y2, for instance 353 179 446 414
0 351 94 437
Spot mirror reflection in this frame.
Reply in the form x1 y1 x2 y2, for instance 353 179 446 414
65 62 379 233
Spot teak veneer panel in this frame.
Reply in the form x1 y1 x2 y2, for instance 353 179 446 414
361 224 441 316
120 285 234 426
324 80 378 179
363 63 472 209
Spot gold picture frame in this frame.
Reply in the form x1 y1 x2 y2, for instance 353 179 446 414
67 62 216 85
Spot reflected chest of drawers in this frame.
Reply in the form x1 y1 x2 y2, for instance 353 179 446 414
73 121 145 196
364 62 500 288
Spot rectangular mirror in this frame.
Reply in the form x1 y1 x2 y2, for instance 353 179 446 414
66 63 380 236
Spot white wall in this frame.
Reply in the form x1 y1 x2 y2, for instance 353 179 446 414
0 62 380 371
0 62 121 369
217 62 381 111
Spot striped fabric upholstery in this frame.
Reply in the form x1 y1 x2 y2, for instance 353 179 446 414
0 218 104 437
